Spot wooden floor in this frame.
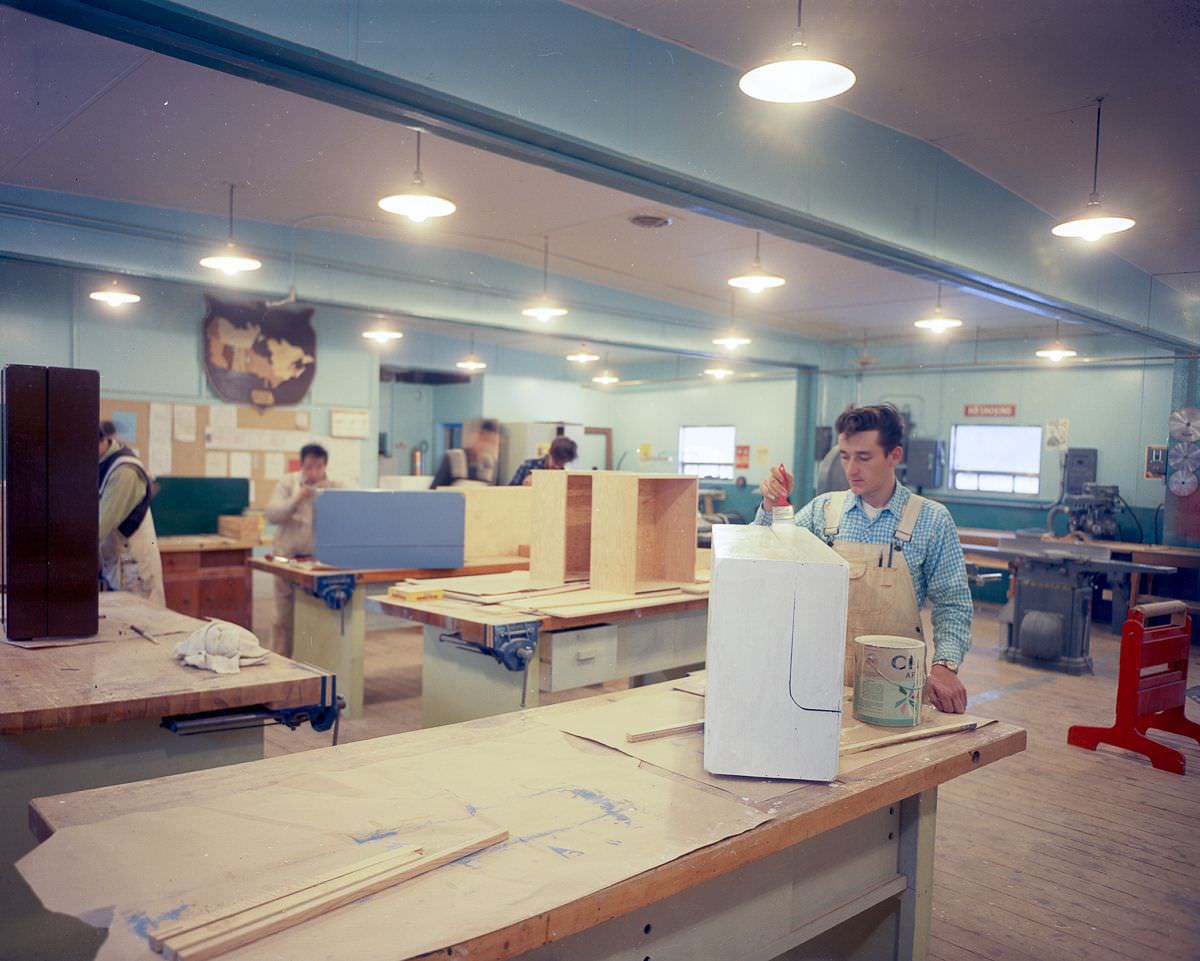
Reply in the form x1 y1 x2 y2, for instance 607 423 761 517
251 576 1200 960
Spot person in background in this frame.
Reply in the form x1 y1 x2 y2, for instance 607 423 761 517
98 420 165 605
264 443 341 656
509 435 578 486
431 418 501 488
756 403 973 714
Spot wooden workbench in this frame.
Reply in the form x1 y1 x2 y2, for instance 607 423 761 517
160 534 256 628
22 680 1026 961
249 554 530 719
1 592 335 960
373 576 711 726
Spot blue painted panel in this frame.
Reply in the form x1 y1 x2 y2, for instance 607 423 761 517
0 260 72 367
313 490 465 568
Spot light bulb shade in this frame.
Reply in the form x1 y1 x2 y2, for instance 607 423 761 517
727 265 786 293
712 333 752 349
739 57 856 103
377 188 456 223
566 348 599 363
592 370 619 385
200 242 262 275
1051 211 1135 242
1035 342 1078 362
456 355 487 371
704 367 735 379
362 330 404 343
521 297 568 321
89 287 140 306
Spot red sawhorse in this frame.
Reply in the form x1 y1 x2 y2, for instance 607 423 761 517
1068 600 1200 775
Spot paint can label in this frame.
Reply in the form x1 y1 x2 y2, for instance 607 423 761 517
853 636 924 727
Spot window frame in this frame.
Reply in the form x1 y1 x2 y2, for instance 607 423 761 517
678 424 736 480
948 423 1043 496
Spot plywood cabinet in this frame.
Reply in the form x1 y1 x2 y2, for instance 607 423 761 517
589 474 698 594
161 538 253 629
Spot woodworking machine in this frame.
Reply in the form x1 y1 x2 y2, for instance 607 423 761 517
977 535 1175 674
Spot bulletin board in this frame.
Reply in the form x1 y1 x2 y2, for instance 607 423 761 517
100 398 360 511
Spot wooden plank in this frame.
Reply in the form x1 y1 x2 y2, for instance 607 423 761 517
0 592 329 733
160 832 508 961
151 847 427 948
249 556 528 589
587 473 639 593
529 471 594 587
626 720 705 742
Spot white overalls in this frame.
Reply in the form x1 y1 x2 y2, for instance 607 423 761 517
822 490 931 686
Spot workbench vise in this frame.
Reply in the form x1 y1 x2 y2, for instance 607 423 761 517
440 622 539 673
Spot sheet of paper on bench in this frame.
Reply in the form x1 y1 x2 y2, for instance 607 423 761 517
18 721 768 961
555 685 997 804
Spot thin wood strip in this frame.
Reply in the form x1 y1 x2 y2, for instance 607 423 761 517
150 846 425 949
163 831 507 961
626 721 705 742
840 718 985 756
162 852 426 959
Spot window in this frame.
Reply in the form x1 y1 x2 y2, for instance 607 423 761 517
679 425 735 480
949 424 1042 495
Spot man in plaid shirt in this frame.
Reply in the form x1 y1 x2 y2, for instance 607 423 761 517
756 403 972 713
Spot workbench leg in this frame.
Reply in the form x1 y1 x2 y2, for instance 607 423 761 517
293 589 365 720
421 626 540 727
895 788 937 961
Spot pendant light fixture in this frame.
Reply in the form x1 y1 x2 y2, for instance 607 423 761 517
200 184 262 275
727 232 785 293
592 352 619 385
913 284 963 333
521 235 568 321
1051 98 1135 242
713 289 753 349
362 328 404 344
1035 318 1078 362
739 0 856 104
456 331 487 372
378 130 457 224
88 279 141 307
566 344 599 364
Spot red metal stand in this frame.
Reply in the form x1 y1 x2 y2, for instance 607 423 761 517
1068 601 1200 775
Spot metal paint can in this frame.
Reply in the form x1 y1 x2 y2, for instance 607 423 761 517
852 634 925 727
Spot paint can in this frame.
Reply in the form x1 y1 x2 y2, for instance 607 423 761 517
852 635 925 727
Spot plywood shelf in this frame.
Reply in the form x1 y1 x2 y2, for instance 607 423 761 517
590 473 698 595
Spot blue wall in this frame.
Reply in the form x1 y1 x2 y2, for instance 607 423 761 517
817 330 1173 539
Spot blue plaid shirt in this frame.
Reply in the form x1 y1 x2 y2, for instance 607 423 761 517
754 483 973 664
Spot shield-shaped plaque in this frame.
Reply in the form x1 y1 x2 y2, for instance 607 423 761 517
201 293 316 408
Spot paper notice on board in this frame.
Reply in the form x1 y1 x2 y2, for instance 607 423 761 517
148 403 172 476
209 405 237 430
173 404 197 442
205 451 228 477
229 452 253 478
263 452 286 480
1045 418 1069 450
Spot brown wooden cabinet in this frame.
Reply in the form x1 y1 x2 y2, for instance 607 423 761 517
160 536 254 629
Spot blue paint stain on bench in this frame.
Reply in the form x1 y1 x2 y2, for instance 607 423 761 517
352 828 401 844
126 903 188 941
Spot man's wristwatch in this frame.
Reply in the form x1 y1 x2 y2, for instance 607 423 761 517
931 658 960 673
